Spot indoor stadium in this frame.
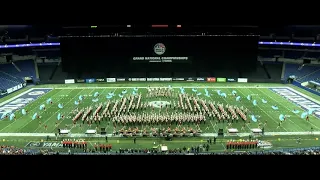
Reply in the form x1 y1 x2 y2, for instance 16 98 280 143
0 25 319 155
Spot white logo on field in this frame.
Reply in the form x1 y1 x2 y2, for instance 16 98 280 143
28 91 45 96
154 43 166 55
149 101 170 108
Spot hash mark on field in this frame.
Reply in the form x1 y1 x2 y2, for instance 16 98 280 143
13 89 74 133
0 89 60 132
32 89 88 133
209 120 217 133
257 88 314 131
238 88 289 132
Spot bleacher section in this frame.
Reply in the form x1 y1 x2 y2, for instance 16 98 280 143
0 75 21 91
0 60 37 92
284 63 320 82
0 64 23 91
14 60 37 79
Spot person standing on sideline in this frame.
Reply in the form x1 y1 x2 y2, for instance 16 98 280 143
105 136 108 143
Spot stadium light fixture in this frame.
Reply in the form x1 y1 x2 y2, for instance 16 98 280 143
0 41 320 49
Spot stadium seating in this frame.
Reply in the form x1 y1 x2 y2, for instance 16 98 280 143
0 60 37 90
0 64 23 90
298 71 320 82
284 63 320 82
14 60 37 79
0 73 22 90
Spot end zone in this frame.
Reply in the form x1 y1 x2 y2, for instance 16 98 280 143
0 88 53 119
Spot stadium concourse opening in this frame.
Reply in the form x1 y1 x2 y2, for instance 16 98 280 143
60 35 259 76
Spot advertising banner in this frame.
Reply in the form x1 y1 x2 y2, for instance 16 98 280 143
238 78 248 83
106 78 116 82
64 79 75 84
207 77 216 82
7 87 13 94
186 77 195 81
116 78 126 82
227 78 236 82
85 79 96 83
216 78 226 82
76 79 85 83
96 78 105 82
6 84 23 94
160 78 172 81
172 78 185 81
196 77 206 81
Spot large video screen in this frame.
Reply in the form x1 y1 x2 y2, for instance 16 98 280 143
60 36 258 72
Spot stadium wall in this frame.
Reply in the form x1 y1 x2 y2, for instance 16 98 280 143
37 80 65 84
292 80 320 96
247 78 282 83
0 83 26 98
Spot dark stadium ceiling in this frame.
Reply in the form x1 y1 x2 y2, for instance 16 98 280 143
1 25 320 43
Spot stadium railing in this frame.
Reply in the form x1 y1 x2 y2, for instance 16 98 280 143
292 80 320 96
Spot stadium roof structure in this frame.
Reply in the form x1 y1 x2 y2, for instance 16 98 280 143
1 25 320 45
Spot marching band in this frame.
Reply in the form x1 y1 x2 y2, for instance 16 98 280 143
68 87 250 137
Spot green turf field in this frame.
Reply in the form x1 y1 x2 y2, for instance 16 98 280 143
0 82 319 152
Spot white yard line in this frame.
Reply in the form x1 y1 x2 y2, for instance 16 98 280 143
54 88 97 130
256 88 305 131
259 88 320 130
1 85 319 136
0 89 61 132
209 120 217 133
31 89 89 133
220 88 252 132
221 143 226 150
68 88 112 132
14 89 76 132
0 88 53 106
237 88 289 132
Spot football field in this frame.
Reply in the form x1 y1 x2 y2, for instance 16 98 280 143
0 82 320 151
0 82 319 135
